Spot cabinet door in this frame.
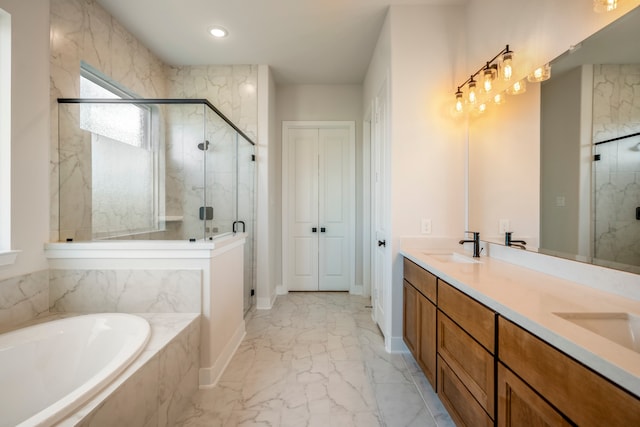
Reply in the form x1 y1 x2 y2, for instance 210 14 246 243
497 363 570 427
438 356 493 427
417 294 436 388
403 280 418 356
438 312 494 418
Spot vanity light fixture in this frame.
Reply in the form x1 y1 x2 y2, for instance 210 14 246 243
452 45 514 115
527 63 551 82
209 26 228 38
593 0 618 12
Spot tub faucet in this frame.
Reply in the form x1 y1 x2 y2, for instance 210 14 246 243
459 231 481 257
505 232 527 250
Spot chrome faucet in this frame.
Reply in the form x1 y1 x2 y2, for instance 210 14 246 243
505 232 527 250
459 231 481 257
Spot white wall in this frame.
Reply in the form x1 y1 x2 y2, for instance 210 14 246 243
256 64 280 308
0 0 50 281
276 84 364 291
363 5 467 348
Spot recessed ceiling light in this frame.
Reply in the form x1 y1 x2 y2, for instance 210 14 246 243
209 26 228 38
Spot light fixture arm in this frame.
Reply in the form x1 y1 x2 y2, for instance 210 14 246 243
454 44 510 92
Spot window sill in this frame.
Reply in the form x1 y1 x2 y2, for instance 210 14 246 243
0 250 19 267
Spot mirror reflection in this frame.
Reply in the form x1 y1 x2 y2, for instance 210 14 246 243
469 6 640 274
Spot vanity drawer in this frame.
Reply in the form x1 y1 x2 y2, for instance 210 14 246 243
437 355 493 427
403 258 437 303
438 311 494 418
498 317 640 427
438 280 495 352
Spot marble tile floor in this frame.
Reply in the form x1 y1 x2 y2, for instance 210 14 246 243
175 292 454 427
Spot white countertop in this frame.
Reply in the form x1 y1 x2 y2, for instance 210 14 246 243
401 248 640 397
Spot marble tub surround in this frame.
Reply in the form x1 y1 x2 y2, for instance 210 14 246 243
47 312 201 427
175 292 454 427
402 247 640 397
0 270 49 333
49 269 201 313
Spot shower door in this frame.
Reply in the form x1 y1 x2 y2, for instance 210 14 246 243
593 134 640 273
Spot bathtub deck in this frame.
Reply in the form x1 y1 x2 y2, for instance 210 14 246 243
28 312 201 427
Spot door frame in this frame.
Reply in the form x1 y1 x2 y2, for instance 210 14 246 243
282 120 356 294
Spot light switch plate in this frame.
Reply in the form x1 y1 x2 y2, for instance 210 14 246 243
421 218 432 234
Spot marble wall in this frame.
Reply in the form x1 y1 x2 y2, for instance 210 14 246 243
49 269 201 313
592 64 640 271
0 270 49 332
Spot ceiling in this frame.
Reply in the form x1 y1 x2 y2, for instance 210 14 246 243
96 0 463 85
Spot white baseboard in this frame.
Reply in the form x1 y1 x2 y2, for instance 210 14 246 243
350 284 364 295
198 320 246 388
276 284 288 295
256 292 277 310
387 335 409 353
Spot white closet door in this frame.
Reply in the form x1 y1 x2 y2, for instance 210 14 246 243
287 128 319 291
284 121 354 292
318 128 351 291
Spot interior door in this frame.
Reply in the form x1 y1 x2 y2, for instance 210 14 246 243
371 82 389 332
319 128 351 290
285 122 354 292
287 128 319 291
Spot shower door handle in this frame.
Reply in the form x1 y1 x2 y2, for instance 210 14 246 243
233 221 246 233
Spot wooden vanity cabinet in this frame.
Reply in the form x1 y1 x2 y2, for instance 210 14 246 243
437 280 496 426
498 317 640 427
402 259 437 387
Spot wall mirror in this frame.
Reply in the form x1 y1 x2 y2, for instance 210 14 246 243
468 6 640 275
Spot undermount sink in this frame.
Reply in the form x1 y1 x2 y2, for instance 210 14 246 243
423 252 480 264
554 312 640 353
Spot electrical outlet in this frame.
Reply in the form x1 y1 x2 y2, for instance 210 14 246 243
421 218 432 234
499 219 510 234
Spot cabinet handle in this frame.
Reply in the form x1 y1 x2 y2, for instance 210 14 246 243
378 240 386 247
312 227 317 233
321 227 326 233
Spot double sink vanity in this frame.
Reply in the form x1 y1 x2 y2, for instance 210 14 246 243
401 246 640 426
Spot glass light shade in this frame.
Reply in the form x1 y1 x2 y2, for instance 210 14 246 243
483 66 496 92
527 64 551 82
593 0 617 12
493 92 507 105
506 79 527 95
468 79 478 104
477 103 487 114
454 91 464 114
501 51 514 81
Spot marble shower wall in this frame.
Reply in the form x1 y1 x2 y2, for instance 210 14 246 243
50 0 167 241
592 64 640 271
0 270 49 333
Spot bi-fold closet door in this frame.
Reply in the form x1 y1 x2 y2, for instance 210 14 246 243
284 123 354 291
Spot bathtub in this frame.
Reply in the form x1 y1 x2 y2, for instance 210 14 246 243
0 313 150 427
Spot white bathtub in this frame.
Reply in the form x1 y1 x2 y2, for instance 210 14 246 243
0 313 150 427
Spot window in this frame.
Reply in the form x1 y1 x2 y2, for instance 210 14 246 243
0 7 16 265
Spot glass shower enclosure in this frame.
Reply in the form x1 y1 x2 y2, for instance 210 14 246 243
57 98 256 313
